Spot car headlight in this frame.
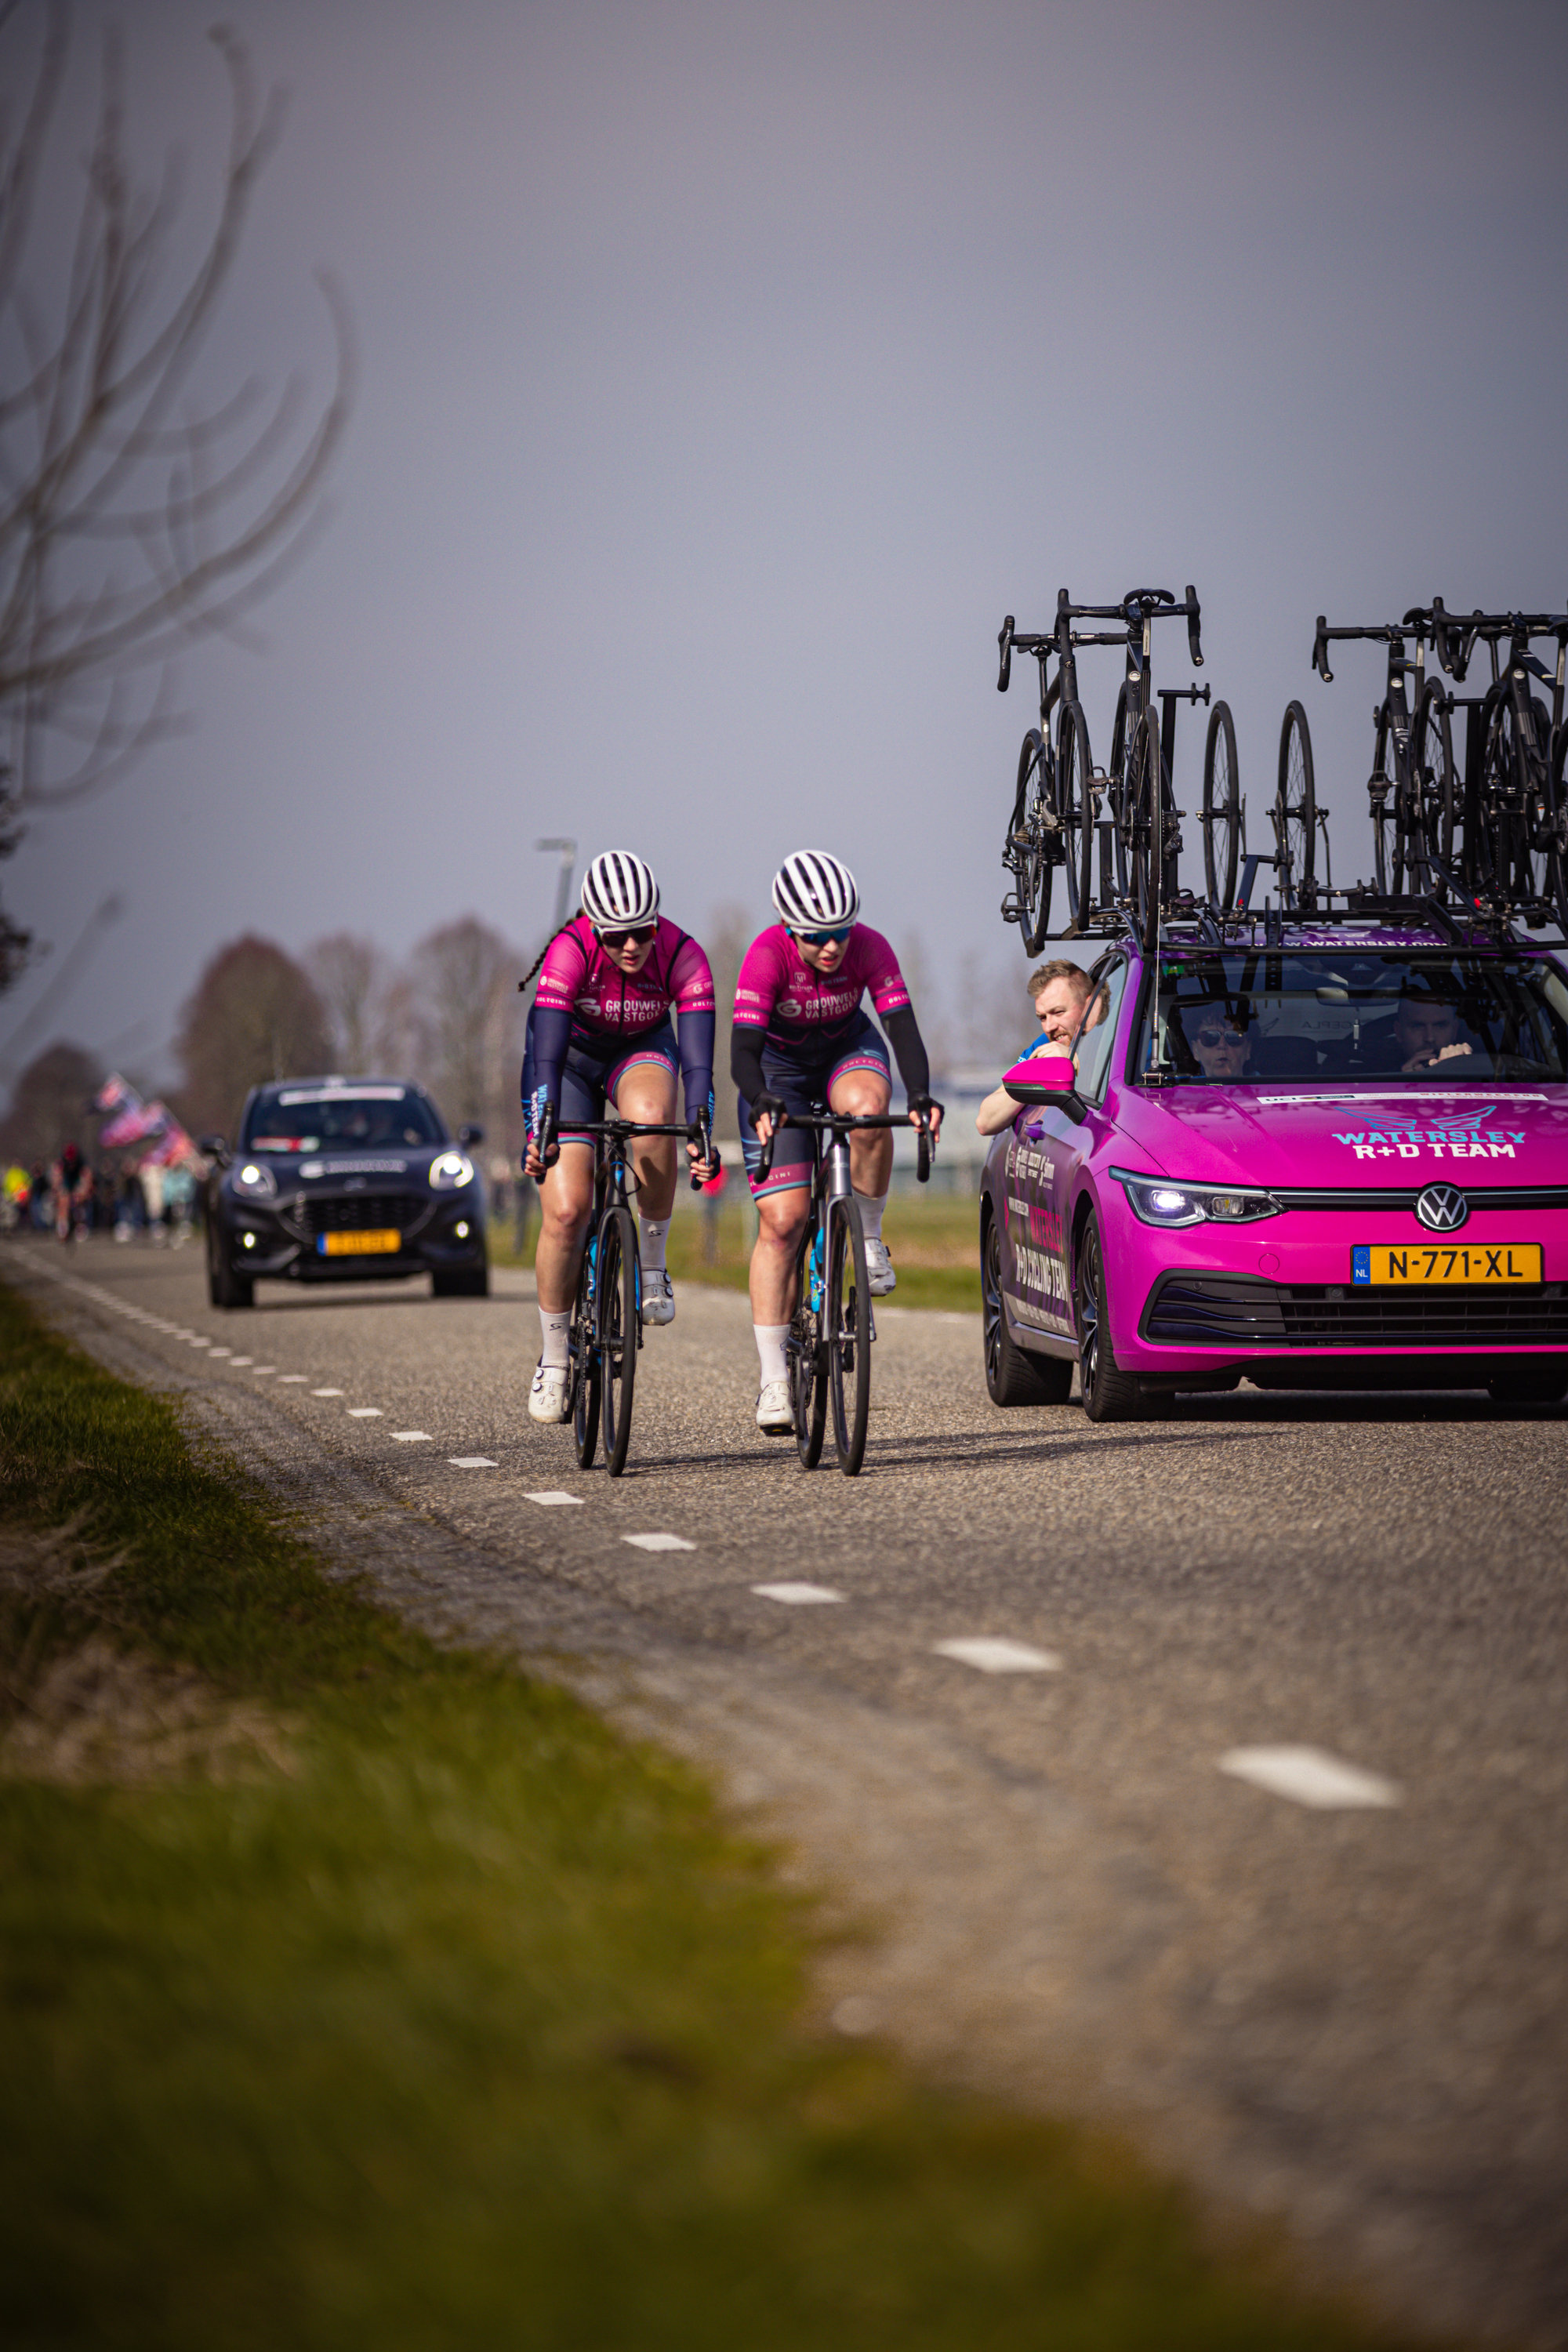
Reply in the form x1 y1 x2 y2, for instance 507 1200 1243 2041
1109 1167 1279 1228
230 1160 277 1200
428 1151 474 1192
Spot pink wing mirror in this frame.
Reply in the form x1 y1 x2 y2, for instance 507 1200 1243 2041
1001 1057 1076 1105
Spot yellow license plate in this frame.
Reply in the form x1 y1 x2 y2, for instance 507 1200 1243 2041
318 1229 402 1257
1352 1243 1541 1285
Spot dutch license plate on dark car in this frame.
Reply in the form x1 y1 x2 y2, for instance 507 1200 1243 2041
318 1229 401 1257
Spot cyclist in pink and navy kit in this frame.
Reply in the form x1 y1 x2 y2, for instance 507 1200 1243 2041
732 849 941 1435
521 851 716 1422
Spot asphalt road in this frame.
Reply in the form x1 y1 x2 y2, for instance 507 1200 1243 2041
9 1234 1567 2350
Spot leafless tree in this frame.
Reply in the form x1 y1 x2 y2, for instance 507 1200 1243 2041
304 931 398 1076
172 932 329 1139
405 916 521 1142
0 3 352 820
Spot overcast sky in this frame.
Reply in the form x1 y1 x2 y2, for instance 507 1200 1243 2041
6 0 1568 1094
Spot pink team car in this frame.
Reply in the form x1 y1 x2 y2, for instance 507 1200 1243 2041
980 912 1568 1421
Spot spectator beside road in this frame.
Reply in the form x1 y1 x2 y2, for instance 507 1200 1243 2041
2 1163 28 1232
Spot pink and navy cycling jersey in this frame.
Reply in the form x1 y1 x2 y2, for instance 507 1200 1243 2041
535 913 714 1044
731 922 910 1054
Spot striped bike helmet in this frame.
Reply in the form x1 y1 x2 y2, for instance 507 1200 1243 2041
771 849 859 932
581 849 660 931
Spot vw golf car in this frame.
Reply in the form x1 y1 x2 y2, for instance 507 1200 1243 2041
980 910 1568 1419
201 1077 488 1308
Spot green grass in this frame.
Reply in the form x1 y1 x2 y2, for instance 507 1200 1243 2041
0 1280 1421 2351
492 1185 984 1313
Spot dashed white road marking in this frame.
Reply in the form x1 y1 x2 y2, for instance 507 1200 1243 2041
228 1356 252 1367
390 1430 431 1443
187 1338 211 1348
623 1533 695 1552
1219 1747 1401 1810
310 1387 343 1396
252 1366 276 1375
933 1637 1062 1674
209 1348 233 1359
525 1490 583 1506
449 1457 498 1468
347 1406 383 1417
753 1581 844 1605
277 1374 308 1384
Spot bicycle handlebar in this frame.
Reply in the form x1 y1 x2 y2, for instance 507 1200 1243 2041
753 1106 944 1189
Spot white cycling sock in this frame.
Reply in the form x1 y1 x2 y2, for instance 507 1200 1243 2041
856 1190 888 1245
538 1308 571 1370
753 1322 789 1387
639 1215 670 1272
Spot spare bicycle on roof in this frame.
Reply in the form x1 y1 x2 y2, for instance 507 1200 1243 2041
996 585 1237 951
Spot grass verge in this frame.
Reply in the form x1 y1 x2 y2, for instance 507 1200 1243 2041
0 1279 1419 2351
490 1185 984 1313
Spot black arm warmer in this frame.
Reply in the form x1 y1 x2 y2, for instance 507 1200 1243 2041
883 1005 931 1102
525 1003 573 1110
731 1022 768 1106
676 1007 716 1127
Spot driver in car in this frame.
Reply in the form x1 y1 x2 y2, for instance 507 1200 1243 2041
1368 985 1475 1073
1187 1010 1253 1079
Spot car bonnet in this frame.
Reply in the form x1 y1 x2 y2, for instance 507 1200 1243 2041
1111 1083 1568 1189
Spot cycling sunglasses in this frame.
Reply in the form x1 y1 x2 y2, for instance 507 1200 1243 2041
791 924 855 946
597 921 659 949
1194 1025 1244 1049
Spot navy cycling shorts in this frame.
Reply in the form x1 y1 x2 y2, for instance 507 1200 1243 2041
737 1011 891 1200
522 1014 680 1142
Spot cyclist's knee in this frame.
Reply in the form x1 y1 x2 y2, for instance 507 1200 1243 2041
831 1069 890 1116
757 1190 808 1249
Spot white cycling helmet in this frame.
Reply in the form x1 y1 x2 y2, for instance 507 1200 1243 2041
581 849 659 931
771 849 859 932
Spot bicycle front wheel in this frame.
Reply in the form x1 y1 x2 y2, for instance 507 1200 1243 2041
1276 702 1316 905
571 1243 601 1468
1369 703 1394 895
790 1214 826 1471
598 1204 639 1478
1201 699 1240 908
1547 727 1568 937
1013 730 1054 956
1055 699 1096 931
826 1196 871 1476
1414 682 1455 882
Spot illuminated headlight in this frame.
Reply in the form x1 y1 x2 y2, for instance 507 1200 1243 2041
428 1151 474 1192
241 1232 257 1249
454 1220 470 1240
1111 1168 1279 1227
231 1161 277 1199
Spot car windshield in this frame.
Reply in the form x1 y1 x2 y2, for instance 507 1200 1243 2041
243 1089 445 1151
1136 950 1568 1085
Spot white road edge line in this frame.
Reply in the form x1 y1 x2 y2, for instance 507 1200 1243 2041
623 1533 695 1552
1218 1746 1401 1810
933 1638 1062 1674
753 1582 844 1605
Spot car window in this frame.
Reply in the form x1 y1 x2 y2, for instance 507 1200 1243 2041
243 1090 445 1150
1074 958 1129 1103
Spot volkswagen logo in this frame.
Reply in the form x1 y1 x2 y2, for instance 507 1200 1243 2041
1415 1182 1468 1232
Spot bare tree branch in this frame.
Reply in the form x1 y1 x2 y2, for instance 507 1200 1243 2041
0 4 353 816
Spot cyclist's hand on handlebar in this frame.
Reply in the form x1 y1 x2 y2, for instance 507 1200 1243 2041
524 1106 560 1179
908 1091 943 1143
685 1126 720 1185
749 1091 787 1148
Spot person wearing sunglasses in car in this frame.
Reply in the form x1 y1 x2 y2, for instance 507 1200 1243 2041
732 849 941 1435
1186 1010 1254 1080
521 850 717 1423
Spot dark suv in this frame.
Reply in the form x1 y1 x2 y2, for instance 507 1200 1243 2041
201 1077 489 1308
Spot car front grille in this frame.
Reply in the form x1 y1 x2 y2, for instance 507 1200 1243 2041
285 1193 427 1239
1143 1273 1568 1348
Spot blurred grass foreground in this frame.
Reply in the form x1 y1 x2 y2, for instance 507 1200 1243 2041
0 1281 1419 2350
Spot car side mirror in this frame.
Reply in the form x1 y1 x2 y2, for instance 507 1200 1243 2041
458 1123 485 1147
198 1134 230 1164
1001 1058 1077 1106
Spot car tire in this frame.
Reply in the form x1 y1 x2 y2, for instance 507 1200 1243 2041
211 1239 253 1311
1487 1362 1568 1405
982 1210 1072 1406
1075 1210 1142 1423
432 1265 489 1298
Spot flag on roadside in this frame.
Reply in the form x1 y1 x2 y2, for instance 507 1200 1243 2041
100 1098 169 1149
92 1072 139 1116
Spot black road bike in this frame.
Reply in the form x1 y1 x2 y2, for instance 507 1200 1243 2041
1310 609 1443 898
537 1107 715 1479
1429 601 1568 927
754 1106 938 1476
999 588 1221 946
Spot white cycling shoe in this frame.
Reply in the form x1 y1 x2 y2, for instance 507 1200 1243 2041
756 1377 795 1436
641 1269 676 1326
528 1360 571 1424
864 1237 897 1296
